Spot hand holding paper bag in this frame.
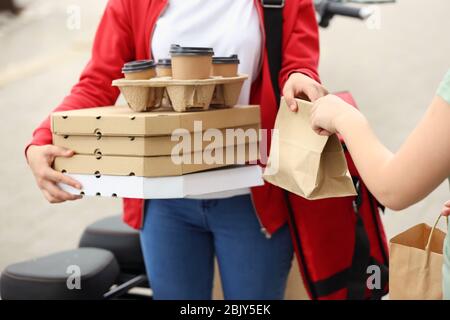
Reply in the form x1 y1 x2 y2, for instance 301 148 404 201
263 98 356 200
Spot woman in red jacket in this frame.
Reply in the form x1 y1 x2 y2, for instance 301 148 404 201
26 0 325 299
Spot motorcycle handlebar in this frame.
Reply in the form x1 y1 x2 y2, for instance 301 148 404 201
326 2 373 20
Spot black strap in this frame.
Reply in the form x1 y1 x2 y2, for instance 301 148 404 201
368 257 389 300
284 192 318 300
313 267 349 298
286 187 386 300
313 257 388 299
367 188 389 266
347 207 371 299
264 0 384 300
346 178 373 299
264 0 319 299
262 0 284 105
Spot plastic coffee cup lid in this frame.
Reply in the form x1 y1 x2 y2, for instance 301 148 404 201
212 54 240 64
157 59 172 67
170 44 214 56
122 60 156 73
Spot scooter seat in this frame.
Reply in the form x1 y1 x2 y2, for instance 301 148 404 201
0 248 119 300
79 215 145 274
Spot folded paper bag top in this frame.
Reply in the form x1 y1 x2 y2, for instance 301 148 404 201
263 98 356 200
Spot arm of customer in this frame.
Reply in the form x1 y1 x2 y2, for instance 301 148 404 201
26 0 134 203
309 94 450 211
280 0 328 110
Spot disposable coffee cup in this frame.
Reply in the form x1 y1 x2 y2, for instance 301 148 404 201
156 59 172 77
122 60 157 80
212 55 239 77
170 44 214 80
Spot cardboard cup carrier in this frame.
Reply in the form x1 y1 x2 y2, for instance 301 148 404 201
114 47 247 112
156 59 173 108
119 60 164 112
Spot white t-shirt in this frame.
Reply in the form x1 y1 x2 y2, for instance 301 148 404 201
152 0 262 105
151 0 262 199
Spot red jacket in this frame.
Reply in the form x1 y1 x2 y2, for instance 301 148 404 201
27 0 320 234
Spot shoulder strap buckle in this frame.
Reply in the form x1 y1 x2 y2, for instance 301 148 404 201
261 0 285 9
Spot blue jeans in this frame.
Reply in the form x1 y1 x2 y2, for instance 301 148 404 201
140 195 293 300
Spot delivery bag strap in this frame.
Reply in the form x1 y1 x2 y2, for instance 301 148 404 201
309 179 380 299
262 1 320 298
283 192 318 299
264 1 322 299
262 0 284 104
304 178 373 299
311 256 388 299
368 257 389 300
347 178 372 299
283 179 379 299
264 0 373 300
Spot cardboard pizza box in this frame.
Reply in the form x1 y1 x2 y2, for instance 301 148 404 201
58 165 263 199
54 142 259 177
52 124 260 156
51 105 260 137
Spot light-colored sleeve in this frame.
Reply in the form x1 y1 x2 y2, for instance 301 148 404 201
437 70 450 188
437 69 450 104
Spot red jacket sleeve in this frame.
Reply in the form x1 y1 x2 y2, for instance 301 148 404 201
279 0 320 89
27 0 134 151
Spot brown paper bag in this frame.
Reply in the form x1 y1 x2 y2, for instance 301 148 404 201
389 215 447 300
263 97 356 199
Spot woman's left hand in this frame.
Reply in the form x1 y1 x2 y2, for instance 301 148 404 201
441 200 450 217
310 94 360 136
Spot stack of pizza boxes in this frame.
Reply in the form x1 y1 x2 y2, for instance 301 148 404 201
51 48 263 199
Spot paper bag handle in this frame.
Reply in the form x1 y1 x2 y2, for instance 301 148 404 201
425 214 448 253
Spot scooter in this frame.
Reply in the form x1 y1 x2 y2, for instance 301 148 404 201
0 0 21 15
0 0 394 300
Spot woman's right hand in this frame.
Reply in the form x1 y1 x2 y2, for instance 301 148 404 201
441 200 450 217
311 94 363 136
27 145 83 203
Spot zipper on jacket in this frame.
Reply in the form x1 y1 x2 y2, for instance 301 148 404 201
249 191 272 239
